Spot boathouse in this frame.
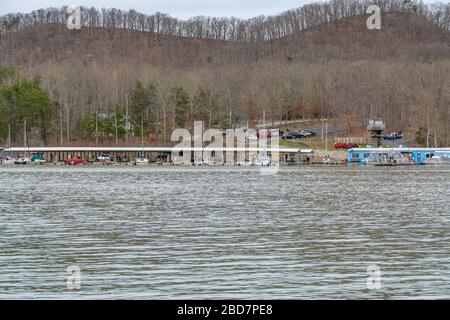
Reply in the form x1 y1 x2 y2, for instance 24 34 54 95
348 147 450 164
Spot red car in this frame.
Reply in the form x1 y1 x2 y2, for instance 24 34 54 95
66 157 85 165
257 131 273 138
334 143 358 149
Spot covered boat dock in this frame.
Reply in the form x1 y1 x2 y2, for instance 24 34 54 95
2 146 314 165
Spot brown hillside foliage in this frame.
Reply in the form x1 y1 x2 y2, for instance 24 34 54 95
0 0 450 147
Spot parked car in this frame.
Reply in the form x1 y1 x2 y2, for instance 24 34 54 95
257 131 272 138
282 132 299 140
299 129 317 138
334 143 359 149
383 131 403 140
300 131 312 138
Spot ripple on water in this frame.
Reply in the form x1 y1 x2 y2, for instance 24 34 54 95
0 166 449 299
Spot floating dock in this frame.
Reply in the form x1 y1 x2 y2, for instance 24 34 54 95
348 147 450 165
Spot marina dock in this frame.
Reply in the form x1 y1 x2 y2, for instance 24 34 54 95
0 146 315 165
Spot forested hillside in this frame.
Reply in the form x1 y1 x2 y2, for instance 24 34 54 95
0 0 449 147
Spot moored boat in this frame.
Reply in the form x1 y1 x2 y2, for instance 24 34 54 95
135 155 150 165
426 152 450 165
1 156 16 165
66 157 85 165
256 156 271 166
14 157 32 165
31 152 46 164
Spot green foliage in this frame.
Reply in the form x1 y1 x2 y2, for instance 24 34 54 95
80 111 127 140
47 25 57 34
1 15 20 31
0 70 52 143
0 96 6 138
0 67 14 140
130 80 157 125
219 116 231 129
192 86 218 125
171 86 190 128
0 67 15 85
192 87 209 121
134 124 145 137
80 114 96 140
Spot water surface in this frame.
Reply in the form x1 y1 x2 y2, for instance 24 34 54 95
0 165 449 299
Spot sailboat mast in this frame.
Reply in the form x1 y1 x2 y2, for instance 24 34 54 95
263 109 266 129
24 120 27 148
141 118 144 148
8 123 11 149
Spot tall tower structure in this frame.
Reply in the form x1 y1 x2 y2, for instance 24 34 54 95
367 120 385 147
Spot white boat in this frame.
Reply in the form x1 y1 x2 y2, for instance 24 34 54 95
31 152 46 164
427 152 450 165
14 157 32 165
256 156 271 166
136 157 150 165
1 156 16 165
97 153 111 162
237 160 253 166
32 159 47 164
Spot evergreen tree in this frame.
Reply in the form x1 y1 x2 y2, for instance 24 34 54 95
130 80 157 132
0 69 51 144
171 86 190 128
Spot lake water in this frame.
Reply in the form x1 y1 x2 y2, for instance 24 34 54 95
0 165 449 299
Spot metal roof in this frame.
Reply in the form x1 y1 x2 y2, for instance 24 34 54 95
5 146 313 154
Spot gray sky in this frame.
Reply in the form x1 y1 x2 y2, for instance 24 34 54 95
0 0 441 19
0 0 315 18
